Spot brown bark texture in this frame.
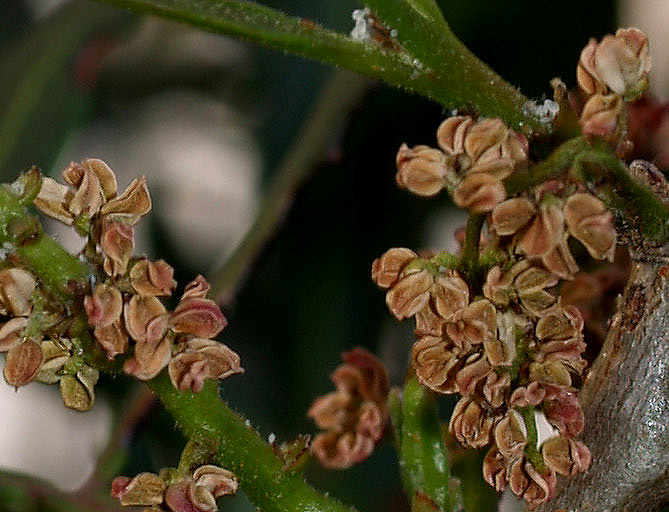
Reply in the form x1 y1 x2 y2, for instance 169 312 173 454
539 248 669 511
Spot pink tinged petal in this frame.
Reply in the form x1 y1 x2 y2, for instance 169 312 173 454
453 172 506 213
482 370 510 408
130 259 177 296
68 165 104 218
577 38 602 95
541 436 592 476
482 447 507 492
340 347 390 403
436 115 473 157
517 202 564 258
411 335 461 394
168 352 209 393
455 352 491 397
100 220 134 276
83 159 117 199
192 465 238 498
0 317 28 352
494 410 528 459
93 321 129 360
187 482 218 512
371 247 417 289
357 401 385 442
123 336 171 381
565 193 616 261
395 144 450 197
580 93 623 138
34 177 74 225
541 237 579 280
124 295 167 344
543 386 585 437
4 339 43 387
165 481 200 512
196 341 243 381
84 283 123 328
490 198 536 236
385 268 433 320
509 381 546 408
100 176 152 225
111 472 166 506
431 271 469 321
170 297 227 339
307 391 352 431
311 430 375 469
449 397 495 449
181 275 211 300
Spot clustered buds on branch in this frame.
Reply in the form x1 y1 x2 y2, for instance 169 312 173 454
112 464 238 512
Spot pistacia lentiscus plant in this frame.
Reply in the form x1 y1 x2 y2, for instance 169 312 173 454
2 3 669 511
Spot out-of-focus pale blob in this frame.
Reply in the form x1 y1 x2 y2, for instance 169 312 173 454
0 382 111 491
620 0 669 99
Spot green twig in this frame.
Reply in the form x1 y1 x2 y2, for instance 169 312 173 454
459 213 485 291
394 375 461 512
90 0 546 134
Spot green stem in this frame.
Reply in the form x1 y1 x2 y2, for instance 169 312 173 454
149 373 355 512
459 213 485 291
519 406 547 474
395 375 461 512
90 0 545 134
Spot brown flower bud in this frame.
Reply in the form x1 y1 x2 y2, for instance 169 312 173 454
564 193 616 261
541 435 591 476
543 385 585 437
514 264 558 316
446 299 497 351
529 361 572 387
430 271 469 321
64 159 117 200
310 430 375 469
111 472 166 506
536 305 583 342
464 118 527 176
34 177 74 225
124 335 171 381
517 200 564 258
509 458 556 506
395 144 451 197
411 335 460 394
60 366 98 412
453 172 506 213
100 219 134 276
490 197 536 236
494 409 527 459
94 321 129 360
509 381 546 408
67 163 105 219
0 317 28 352
483 311 517 367
84 283 123 328
580 93 624 139
385 268 433 320
449 397 495 448
3 339 42 387
170 297 227 339
338 348 389 403
436 115 473 157
455 352 491 397
192 465 238 498
124 295 168 344
181 275 211 300
414 303 446 337
168 352 208 393
0 268 37 317
371 248 417 289
168 339 243 393
541 236 579 279
100 176 152 225
482 370 510 408
483 447 507 492
130 259 177 296
308 391 352 432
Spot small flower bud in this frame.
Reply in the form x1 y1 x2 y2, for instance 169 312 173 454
0 317 28 352
436 115 473 157
94 321 129 360
34 177 74 225
411 335 460 394
453 172 506 213
124 335 171 381
541 435 591 476
482 370 510 408
543 385 585 437
0 268 37 317
483 447 507 492
517 200 564 258
310 430 375 469
193 465 238 498
508 458 556 506
494 409 527 459
449 397 495 448
430 271 469 321
509 381 546 408
580 93 624 138
130 259 177 296
455 352 491 397
168 339 243 393
564 193 616 261
371 248 417 289
84 283 123 328
67 163 105 218
36 339 71 384
60 366 99 412
395 144 451 197
446 299 497 351
124 295 168 344
101 220 134 277
181 275 211 300
385 268 433 320
100 176 152 225
542 237 580 279
3 339 42 387
490 197 536 236
170 297 227 339
111 472 166 506
64 159 117 200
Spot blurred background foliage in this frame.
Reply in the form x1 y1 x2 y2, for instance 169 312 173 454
0 1 619 511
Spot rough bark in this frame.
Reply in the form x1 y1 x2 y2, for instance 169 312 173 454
539 248 669 511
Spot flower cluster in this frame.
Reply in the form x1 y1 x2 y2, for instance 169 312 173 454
0 159 245 410
307 348 390 468
576 28 650 139
396 116 528 212
112 464 238 512
372 248 592 506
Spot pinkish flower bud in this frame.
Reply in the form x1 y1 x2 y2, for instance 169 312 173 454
0 317 28 352
395 144 452 197
170 297 227 339
517 200 564 258
580 93 624 138
509 458 556 506
4 339 42 387
453 172 506 213
100 219 134 277
100 176 152 225
482 370 510 408
310 430 375 469
64 159 117 200
371 248 417 289
111 472 166 506
34 177 74 225
455 352 491 397
449 397 496 448
338 348 390 403
124 295 168 344
123 335 171 381
67 163 105 219
483 447 507 492
411 335 460 394
541 435 591 476
0 268 37 317
543 385 585 437
541 236 580 279
168 339 243 393
564 193 616 261
94 321 129 360
192 465 238 499
430 271 469 321
84 283 123 328
165 481 200 512
181 275 211 300
385 268 433 320
130 259 177 296
446 299 497 351
414 304 446 337
490 197 536 236
509 381 546 408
